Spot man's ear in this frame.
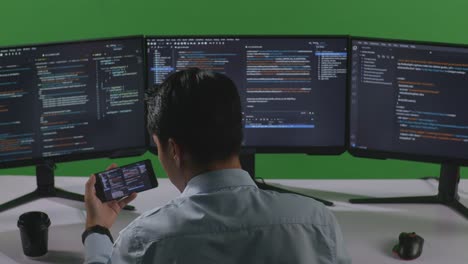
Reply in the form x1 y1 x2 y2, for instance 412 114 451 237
168 138 183 167
152 134 159 148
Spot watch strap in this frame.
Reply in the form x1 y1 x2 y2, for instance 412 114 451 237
82 225 114 244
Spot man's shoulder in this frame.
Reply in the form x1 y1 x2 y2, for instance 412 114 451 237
256 189 335 225
113 198 185 248
135 196 190 223
141 188 333 225
123 188 335 242
123 195 199 235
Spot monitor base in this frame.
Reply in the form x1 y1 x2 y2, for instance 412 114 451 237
240 151 334 207
0 161 134 213
349 195 468 218
349 163 468 219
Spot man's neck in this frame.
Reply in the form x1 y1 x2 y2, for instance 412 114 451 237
203 156 242 172
183 155 242 185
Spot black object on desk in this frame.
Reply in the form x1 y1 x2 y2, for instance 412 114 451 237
392 232 424 260
17 211 51 257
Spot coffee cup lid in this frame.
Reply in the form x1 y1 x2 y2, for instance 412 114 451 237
17 211 51 228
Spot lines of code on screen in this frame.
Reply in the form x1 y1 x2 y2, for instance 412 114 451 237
146 37 348 148
98 161 151 200
0 38 145 164
350 40 468 160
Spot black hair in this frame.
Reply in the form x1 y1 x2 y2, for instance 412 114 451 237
146 68 243 165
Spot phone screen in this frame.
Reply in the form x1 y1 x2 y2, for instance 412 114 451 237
96 160 157 201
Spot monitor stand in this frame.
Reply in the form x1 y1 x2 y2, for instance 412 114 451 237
240 151 334 206
349 162 468 219
0 161 134 213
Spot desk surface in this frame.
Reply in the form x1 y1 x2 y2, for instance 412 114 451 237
1 176 468 264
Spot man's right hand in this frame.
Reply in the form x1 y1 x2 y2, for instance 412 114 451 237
84 163 137 229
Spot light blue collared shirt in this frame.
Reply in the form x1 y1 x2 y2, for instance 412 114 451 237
84 169 351 264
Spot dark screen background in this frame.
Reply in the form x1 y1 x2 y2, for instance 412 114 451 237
350 39 468 160
146 37 348 149
0 37 146 164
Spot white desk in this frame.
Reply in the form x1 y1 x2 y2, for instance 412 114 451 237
1 176 468 264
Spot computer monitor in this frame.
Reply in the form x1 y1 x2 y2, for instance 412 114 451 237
146 36 348 153
146 36 349 206
0 36 146 212
349 37 468 218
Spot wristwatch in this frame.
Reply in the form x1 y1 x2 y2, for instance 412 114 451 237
82 225 114 244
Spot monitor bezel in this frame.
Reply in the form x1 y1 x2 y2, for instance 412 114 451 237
145 34 349 154
0 35 149 170
348 36 468 166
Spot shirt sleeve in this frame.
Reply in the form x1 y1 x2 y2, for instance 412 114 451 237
84 233 113 264
330 213 352 264
84 228 145 264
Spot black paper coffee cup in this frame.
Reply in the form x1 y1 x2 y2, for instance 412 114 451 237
17 211 51 257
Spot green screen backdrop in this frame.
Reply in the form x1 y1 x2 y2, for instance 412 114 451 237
0 0 467 179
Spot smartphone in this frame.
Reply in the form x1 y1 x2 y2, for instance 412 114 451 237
94 160 158 202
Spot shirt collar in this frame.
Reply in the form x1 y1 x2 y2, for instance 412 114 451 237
181 169 257 197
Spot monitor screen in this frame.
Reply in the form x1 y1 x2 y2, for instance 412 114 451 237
0 37 146 167
146 36 348 151
350 38 468 162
